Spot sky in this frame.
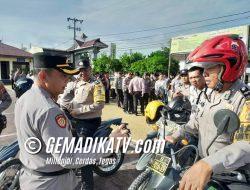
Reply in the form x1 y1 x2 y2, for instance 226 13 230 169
0 0 250 57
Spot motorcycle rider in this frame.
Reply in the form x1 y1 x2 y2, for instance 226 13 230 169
166 34 250 190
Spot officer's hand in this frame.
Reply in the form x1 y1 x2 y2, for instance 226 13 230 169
165 135 177 144
70 109 80 117
173 91 183 98
109 124 130 148
110 124 130 138
179 160 212 190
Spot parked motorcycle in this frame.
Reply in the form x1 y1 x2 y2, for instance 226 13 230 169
73 117 125 177
129 109 250 190
70 117 125 177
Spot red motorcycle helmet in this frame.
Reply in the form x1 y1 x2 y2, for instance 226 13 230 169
186 34 248 82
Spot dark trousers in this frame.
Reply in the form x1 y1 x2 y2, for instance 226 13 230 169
143 93 149 107
105 89 110 103
116 89 124 107
11 79 15 89
73 117 101 190
149 89 156 101
133 91 144 115
123 91 133 112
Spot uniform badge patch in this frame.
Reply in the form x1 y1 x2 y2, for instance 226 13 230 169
234 100 250 142
231 42 239 52
240 86 250 99
55 114 67 128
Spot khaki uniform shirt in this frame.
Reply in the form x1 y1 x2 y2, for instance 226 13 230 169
173 80 250 174
189 86 201 106
172 81 191 98
15 85 108 190
59 77 105 119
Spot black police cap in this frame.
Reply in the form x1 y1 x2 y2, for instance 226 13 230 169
179 69 188 76
76 59 90 69
33 52 80 75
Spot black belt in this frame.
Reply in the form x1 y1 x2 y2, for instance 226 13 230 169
23 166 71 176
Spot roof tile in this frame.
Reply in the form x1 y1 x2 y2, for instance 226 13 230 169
0 42 33 58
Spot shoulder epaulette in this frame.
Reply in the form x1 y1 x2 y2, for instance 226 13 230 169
240 86 250 99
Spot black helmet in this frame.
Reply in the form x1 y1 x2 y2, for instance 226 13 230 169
76 55 90 70
179 69 188 76
14 78 34 98
167 96 191 124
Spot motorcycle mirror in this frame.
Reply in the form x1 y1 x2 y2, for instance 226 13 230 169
206 109 240 156
160 106 170 118
213 109 240 135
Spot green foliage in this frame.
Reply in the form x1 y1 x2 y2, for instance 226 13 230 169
111 58 123 72
93 54 110 73
93 54 123 73
119 53 131 72
93 47 179 75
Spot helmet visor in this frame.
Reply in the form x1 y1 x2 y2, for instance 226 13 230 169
186 62 224 69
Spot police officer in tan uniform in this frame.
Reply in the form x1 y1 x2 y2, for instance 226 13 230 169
172 69 191 99
187 66 207 113
59 58 105 190
15 52 129 190
166 35 250 190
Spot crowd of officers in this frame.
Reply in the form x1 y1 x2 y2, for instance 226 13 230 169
113 72 170 115
111 66 206 116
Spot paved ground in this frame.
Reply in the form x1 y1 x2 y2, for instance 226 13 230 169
0 87 151 189
102 100 152 141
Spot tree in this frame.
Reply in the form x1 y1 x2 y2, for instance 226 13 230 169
93 47 179 75
93 54 110 73
130 52 145 63
93 54 123 73
130 60 146 75
119 53 131 72
110 59 123 72
120 52 145 72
